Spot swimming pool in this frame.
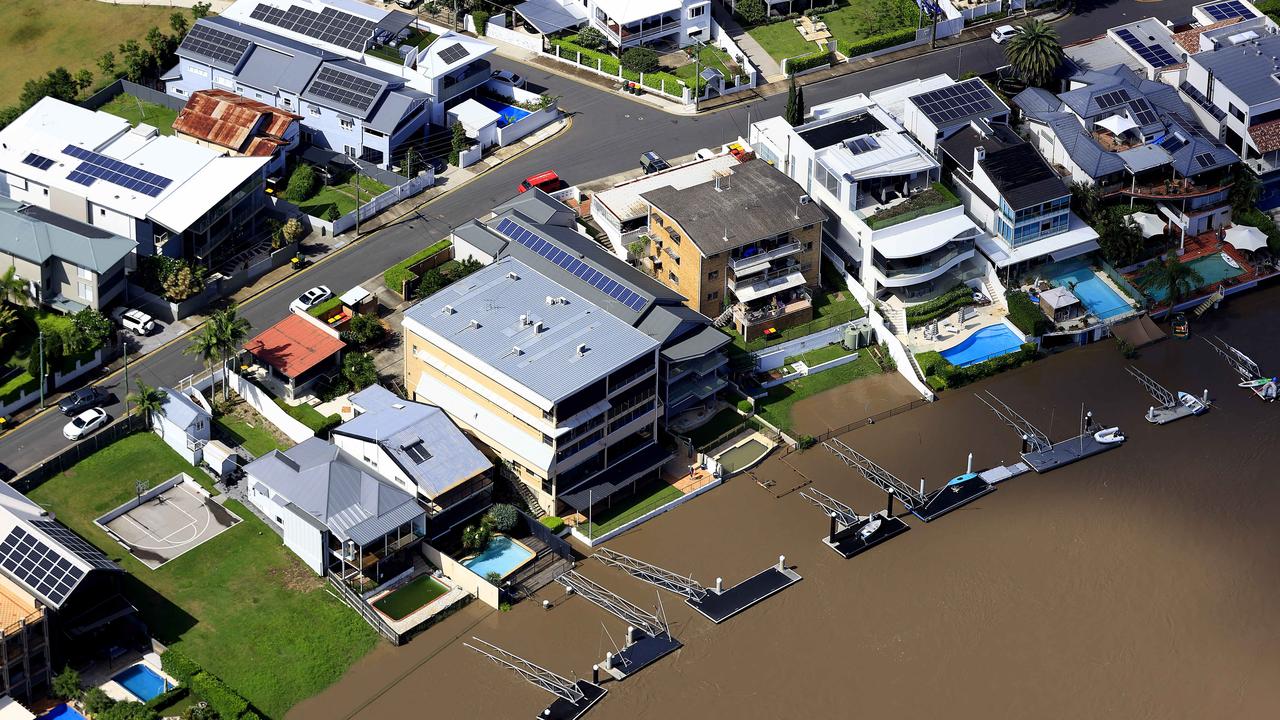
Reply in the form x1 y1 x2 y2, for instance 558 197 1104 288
939 324 1024 367
463 535 535 579
113 663 171 701
716 439 770 473
37 705 88 720
1046 259 1132 319
475 97 531 128
1141 253 1245 303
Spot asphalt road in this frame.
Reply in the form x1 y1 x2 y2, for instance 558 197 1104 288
0 0 1204 470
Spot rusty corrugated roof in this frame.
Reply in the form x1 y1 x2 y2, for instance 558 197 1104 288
173 89 301 157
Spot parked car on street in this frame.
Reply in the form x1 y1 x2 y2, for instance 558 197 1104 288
58 387 110 416
490 69 526 89
63 407 108 440
290 286 333 314
517 170 563 194
991 25 1020 44
112 307 157 335
641 151 670 174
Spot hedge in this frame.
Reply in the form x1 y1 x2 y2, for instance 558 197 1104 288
383 238 452 298
539 516 565 533
549 36 691 91
866 182 960 230
784 50 830 76
145 686 189 712
926 343 1039 388
191 671 250 720
307 296 343 320
160 649 200 685
1005 290 1053 337
904 284 975 325
842 27 917 58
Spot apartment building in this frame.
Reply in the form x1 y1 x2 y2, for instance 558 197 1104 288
517 0 711 49
402 257 668 517
639 159 827 341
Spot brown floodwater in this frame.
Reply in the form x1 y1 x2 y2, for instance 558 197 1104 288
292 286 1280 720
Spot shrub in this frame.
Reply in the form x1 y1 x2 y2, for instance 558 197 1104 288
471 10 490 33
737 399 754 414
341 352 378 391
185 706 220 720
144 686 189 712
161 649 201 684
485 571 502 584
737 0 768 26
499 601 512 612
322 205 341 222
539 516 565 533
785 50 830 76
281 217 305 243
1116 337 1138 359
383 238 452 297
797 435 817 450
449 121 469 166
283 164 317 203
1005 290 1053 337
99 702 158 720
904 284 975 326
341 313 385 349
843 27 917 58
190 671 250 720
84 687 116 714
486 503 519 533
461 524 492 552
621 47 659 74
930 343 1039 388
577 26 606 50
52 666 82 700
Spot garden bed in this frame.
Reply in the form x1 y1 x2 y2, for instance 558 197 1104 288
866 182 960 230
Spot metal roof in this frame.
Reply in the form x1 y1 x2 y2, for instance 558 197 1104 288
1192 32 1280 106
0 199 135 274
243 313 346 378
980 143 1070 211
159 387 210 432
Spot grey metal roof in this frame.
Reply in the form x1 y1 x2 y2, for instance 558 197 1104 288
159 387 209 432
236 44 320 95
494 188 577 226
0 199 135 274
660 323 732 363
365 89 428 134
403 257 658 405
980 143 1070 211
336 385 492 499
640 159 827 256
1193 33 1280 106
939 122 1022 172
244 437 424 546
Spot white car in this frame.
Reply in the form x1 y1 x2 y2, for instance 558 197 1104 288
491 69 526 89
112 307 157 335
991 25 1020 44
63 407 108 440
290 286 333 314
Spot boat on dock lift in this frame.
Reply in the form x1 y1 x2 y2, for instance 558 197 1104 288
1126 366 1207 425
977 392 1125 472
1203 337 1277 401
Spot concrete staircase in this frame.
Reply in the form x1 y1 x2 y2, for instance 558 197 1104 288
509 477 546 519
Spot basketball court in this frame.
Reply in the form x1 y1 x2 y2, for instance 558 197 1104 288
97 476 242 570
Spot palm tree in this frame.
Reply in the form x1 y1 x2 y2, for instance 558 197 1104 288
0 305 18 349
1230 166 1261 212
211 304 251 400
1005 19 1063 88
1137 252 1204 306
184 325 221 398
1069 180 1102 223
0 267 30 307
129 380 167 429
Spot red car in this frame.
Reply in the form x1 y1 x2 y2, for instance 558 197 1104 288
517 170 564 194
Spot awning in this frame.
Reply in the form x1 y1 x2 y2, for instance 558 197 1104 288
1097 113 1138 137
1126 211 1166 239
515 0 587 34
1049 239 1100 263
1224 224 1269 252
1111 313 1166 347
558 443 674 513
732 269 805 303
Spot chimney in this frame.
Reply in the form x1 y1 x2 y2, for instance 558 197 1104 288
974 145 986 168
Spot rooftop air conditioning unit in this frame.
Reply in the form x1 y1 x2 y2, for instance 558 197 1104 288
799 194 812 205
576 343 588 357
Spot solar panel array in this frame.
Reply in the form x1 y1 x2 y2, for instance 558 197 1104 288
180 23 253 66
306 65 382 113
1095 88 1132 110
1129 97 1159 126
1194 152 1218 168
845 136 881 155
494 218 648 312
1203 0 1256 20
1115 29 1180 68
437 43 470 64
1179 81 1227 121
22 153 55 171
62 145 173 197
0 526 84 607
249 3 377 51
1159 133 1188 153
912 80 998 124
30 520 117 571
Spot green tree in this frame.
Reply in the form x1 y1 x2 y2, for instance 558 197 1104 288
184 325 222 396
161 263 203 301
0 305 19 350
784 76 803 126
577 26 606 50
340 313 385 349
486 503 519 532
284 164 318 202
461 523 491 552
83 687 116 715
99 702 158 720
1069 179 1101 223
119 40 149 83
73 308 113 352
737 0 768 26
170 11 191 37
98 51 118 80
1231 166 1261 212
1137 251 1204 306
130 380 168 427
75 69 95 95
18 68 81 110
341 352 378 391
448 121 469 166
185 704 219 720
0 266 30 306
52 667 82 700
145 26 171 67
27 329 63 383
191 2 213 20
621 47 659 74
1095 207 1146 267
1004 19 1063 88
281 217 306 244
211 304 251 400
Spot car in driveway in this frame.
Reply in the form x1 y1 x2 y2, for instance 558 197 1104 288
991 25 1020 44
58 387 110 416
290 286 333 314
112 307 157 335
63 407 108 440
490 69 526 89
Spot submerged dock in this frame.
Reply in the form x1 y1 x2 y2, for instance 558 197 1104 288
1022 433 1120 473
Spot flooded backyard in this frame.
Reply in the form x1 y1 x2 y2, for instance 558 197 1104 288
292 286 1280 720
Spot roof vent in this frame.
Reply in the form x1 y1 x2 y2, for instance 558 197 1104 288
557 296 567 304
512 345 523 356
392 403 405 409
468 319 481 329
546 295 554 305
576 343 588 357
520 313 530 326
799 194 811 205
507 271 520 280
442 304 455 314
532 321 543 333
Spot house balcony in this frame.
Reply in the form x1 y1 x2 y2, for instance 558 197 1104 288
728 241 803 275
871 240 975 289
728 265 808 302
603 17 682 47
1102 178 1233 201
439 60 492 102
733 288 813 327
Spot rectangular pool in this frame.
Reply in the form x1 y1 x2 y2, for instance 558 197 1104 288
717 439 770 473
475 97 531 128
37 705 89 720
463 535 534 579
939 324 1024 367
1141 252 1245 303
1047 259 1132 319
373 575 449 620
113 663 171 702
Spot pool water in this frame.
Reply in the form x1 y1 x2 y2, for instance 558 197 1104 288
1141 253 1245 303
463 535 534 579
113 663 170 701
939 324 1024 367
1047 259 1132 319
716 439 770 473
373 575 449 620
37 705 89 720
475 97 531 128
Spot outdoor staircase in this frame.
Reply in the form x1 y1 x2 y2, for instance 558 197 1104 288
1192 289 1225 317
509 478 546 519
883 304 907 334
982 276 1004 305
713 305 734 328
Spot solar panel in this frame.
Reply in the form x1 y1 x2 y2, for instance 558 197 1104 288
250 3 377 51
30 520 117 571
437 43 470 65
0 526 84 607
1203 0 1256 21
1194 152 1217 168
179 23 252 67
1095 89 1132 110
1129 98 1158 126
306 65 382 113
911 79 998 125
845 136 880 154
1158 133 1188 153
62 145 173 197
21 153 56 171
1115 29 1179 68
401 440 431 464
494 218 649 312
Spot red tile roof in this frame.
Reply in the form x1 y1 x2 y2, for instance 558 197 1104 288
244 313 345 379
1250 117 1280 153
1172 18 1241 54
172 89 300 157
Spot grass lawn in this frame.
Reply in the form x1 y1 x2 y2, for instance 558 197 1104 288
296 173 391 219
0 0 172 105
756 352 884 433
727 289 866 353
274 397 337 434
214 415 287 457
372 575 448 620
821 0 922 49
582 479 683 537
672 45 737 85
685 407 748 448
27 432 377 719
98 93 179 135
748 20 820 63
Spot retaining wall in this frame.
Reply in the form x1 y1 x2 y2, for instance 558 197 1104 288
421 542 502 609
569 477 722 548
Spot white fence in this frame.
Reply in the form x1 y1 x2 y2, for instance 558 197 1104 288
959 0 1003 21
421 542 502 608
0 385 40 418
751 321 867 372
545 45 689 102
225 370 315 443
760 351 863 389
483 15 542 53
53 349 104 389
710 19 760 91
331 169 434 235
486 83 564 147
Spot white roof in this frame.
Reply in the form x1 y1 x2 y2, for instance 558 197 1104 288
340 285 372 304
448 98 501 131
1040 286 1080 309
0 98 266 233
816 130 937 181
976 213 1100 267
732 269 806 302
595 0 681 25
417 32 496 78
869 74 956 123
0 697 35 720
594 154 740 222
871 213 978 259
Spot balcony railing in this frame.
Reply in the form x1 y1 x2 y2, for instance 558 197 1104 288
728 241 803 273
604 18 681 44
872 240 974 280
1103 179 1233 200
728 263 808 295
733 289 813 327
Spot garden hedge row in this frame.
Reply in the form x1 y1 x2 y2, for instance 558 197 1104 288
843 27 917 59
921 343 1039 388
905 284 975 325
785 50 831 76
550 37 688 90
383 238 452 298
162 649 259 719
144 686 188 712
1005 290 1053 337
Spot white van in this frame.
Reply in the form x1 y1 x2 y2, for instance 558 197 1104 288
113 308 157 335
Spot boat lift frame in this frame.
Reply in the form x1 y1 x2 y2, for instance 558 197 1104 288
798 487 909 558
465 636 606 720
1203 336 1277 401
555 570 681 679
977 391 1123 472
1125 366 1202 424
822 438 992 522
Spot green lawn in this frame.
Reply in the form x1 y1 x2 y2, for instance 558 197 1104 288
0 0 172 105
685 407 748 449
727 289 866 353
756 352 884 433
748 20 820 63
98 93 179 135
672 45 737 85
274 397 338 434
0 368 37 405
296 174 391 219
214 415 288 457
27 433 377 719
747 1 922 63
582 479 683 537
372 575 448 620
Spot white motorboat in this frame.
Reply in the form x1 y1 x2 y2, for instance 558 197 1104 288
1221 251 1240 270
1177 391 1208 415
858 517 882 540
1093 427 1126 444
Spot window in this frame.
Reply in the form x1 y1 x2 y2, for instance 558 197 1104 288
1229 103 1246 122
815 161 840 197
77 266 92 280
403 440 431 463
689 4 706 18
540 476 553 495
344 145 357 158
668 271 679 283
542 433 553 446
99 208 106 216
77 282 92 301
707 269 719 280
340 117 355 131
706 290 719 301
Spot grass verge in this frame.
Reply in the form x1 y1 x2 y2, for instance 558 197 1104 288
582 479 683 537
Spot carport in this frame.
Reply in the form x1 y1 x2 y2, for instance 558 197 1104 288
514 0 587 34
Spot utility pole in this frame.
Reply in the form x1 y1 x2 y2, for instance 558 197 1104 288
121 330 131 418
692 41 702 113
37 331 45 409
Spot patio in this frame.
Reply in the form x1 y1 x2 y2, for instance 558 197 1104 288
904 302 1011 354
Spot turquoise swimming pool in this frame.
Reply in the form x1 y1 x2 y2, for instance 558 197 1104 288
939 324 1024 367
475 97 531 128
1141 253 1245 303
1046 258 1132 319
113 663 170 701
37 705 88 720
463 535 534 579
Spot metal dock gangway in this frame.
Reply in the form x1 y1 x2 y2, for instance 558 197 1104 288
798 487 910 558
822 438 994 522
977 392 1124 473
555 570 681 679
1126 366 1207 425
465 637 606 720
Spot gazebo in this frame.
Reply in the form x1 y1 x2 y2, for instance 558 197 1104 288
1040 286 1083 323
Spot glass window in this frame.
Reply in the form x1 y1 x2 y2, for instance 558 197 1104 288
77 282 92 301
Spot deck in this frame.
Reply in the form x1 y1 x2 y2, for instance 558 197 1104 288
1022 434 1122 473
